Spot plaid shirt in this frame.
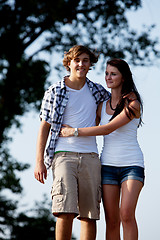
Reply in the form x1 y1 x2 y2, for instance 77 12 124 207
40 77 110 169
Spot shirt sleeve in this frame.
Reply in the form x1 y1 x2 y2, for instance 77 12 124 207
96 83 111 103
39 88 55 124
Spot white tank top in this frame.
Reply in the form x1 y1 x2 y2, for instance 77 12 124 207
100 101 144 167
55 83 98 153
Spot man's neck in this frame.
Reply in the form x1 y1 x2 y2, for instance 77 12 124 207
65 76 86 90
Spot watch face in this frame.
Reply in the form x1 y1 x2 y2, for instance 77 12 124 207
74 128 78 136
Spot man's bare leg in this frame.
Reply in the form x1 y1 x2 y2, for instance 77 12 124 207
56 213 75 240
80 218 96 240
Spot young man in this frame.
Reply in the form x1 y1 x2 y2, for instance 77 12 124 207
34 45 110 240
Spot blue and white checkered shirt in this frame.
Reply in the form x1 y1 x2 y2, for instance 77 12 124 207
40 77 110 169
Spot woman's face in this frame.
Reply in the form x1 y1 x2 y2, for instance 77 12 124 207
105 64 124 90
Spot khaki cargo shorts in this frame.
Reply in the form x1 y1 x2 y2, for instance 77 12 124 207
51 152 101 220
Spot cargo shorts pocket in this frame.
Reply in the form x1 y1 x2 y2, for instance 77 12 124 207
51 177 64 206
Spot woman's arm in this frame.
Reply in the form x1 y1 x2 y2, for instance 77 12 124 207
60 100 140 137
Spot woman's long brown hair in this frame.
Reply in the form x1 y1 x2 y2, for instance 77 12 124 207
107 59 143 127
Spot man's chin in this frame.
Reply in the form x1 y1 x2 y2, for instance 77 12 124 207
77 71 87 77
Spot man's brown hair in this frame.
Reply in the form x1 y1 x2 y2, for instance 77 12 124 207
63 45 99 71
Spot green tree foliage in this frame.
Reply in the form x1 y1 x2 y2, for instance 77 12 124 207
0 0 159 239
0 148 29 238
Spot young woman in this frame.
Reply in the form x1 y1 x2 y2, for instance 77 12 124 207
60 59 145 240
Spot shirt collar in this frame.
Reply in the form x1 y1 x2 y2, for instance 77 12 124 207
86 77 92 86
60 77 67 89
61 76 92 89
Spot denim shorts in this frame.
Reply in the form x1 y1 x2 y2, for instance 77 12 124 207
101 165 145 186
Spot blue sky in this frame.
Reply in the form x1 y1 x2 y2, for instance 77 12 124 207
9 1 160 239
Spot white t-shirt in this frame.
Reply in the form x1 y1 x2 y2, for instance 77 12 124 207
100 101 144 168
55 83 98 153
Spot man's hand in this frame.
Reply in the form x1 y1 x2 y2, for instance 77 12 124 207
123 92 137 101
34 162 47 184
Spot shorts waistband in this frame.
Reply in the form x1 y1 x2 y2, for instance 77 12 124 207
54 151 99 157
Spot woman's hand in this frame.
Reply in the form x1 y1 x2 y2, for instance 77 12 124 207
60 124 75 137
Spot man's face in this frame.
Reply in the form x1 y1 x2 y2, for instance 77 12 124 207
68 53 91 79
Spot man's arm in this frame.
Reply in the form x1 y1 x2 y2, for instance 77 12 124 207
96 102 103 126
34 119 51 184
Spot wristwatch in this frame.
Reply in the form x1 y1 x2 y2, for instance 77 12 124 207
74 128 79 137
